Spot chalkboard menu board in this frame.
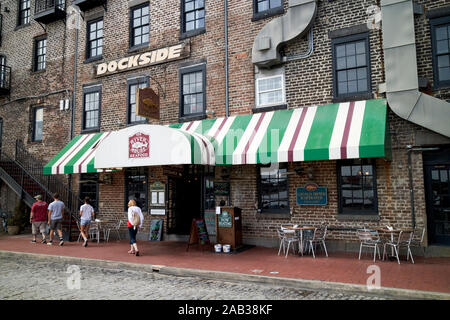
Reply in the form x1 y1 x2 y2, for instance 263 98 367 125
187 218 210 251
218 210 232 228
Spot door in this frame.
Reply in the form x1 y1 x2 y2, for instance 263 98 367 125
166 166 203 235
79 173 99 213
424 147 450 245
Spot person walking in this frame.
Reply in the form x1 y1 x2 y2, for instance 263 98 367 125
47 193 65 246
127 200 144 256
79 197 95 247
30 195 48 244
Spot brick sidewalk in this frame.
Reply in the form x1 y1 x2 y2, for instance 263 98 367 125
0 233 449 294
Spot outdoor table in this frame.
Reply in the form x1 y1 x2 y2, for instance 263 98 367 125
285 226 316 256
374 227 414 258
94 219 110 242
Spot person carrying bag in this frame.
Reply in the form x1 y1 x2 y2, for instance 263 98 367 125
127 200 144 256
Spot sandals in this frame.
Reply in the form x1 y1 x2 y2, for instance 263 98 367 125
128 249 135 254
135 251 140 256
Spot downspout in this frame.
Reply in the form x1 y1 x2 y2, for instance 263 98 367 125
68 10 80 241
381 0 450 138
224 0 229 117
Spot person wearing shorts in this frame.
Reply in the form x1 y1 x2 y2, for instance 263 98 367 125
79 197 95 247
47 193 65 246
30 195 48 244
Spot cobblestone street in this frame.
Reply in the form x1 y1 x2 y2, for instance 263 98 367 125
0 255 384 300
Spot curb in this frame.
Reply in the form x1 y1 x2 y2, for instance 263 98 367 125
1 250 449 300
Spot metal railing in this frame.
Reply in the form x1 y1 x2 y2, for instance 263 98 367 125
0 65 11 92
35 0 66 13
15 140 83 217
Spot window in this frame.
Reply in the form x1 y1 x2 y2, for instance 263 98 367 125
130 3 149 49
0 56 6 88
33 36 47 71
86 18 103 60
179 64 206 118
258 163 289 214
18 0 31 26
255 75 285 107
127 77 148 124
253 0 283 21
332 33 371 99
82 86 101 131
431 16 450 88
337 159 378 215
125 167 148 211
32 107 43 142
181 0 205 35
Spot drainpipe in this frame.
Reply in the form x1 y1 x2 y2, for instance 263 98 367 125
224 0 229 117
381 0 450 138
67 11 80 241
406 146 439 229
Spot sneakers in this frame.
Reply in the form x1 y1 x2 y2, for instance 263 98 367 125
31 240 36 244
135 251 140 256
59 239 64 246
128 249 135 254
47 241 53 246
83 240 88 247
41 239 47 244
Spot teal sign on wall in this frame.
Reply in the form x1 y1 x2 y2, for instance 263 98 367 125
297 184 327 206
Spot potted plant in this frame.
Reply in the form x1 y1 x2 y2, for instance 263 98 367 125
7 200 28 235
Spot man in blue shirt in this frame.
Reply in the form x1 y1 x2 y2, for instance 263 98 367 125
47 193 65 246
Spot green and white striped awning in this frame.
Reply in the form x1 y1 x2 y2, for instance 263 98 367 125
44 99 389 174
43 132 111 175
169 99 390 165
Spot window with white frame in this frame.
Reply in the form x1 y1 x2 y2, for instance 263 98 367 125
255 75 285 107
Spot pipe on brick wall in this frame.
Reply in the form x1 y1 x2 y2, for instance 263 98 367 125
252 0 317 67
224 0 229 117
381 0 450 138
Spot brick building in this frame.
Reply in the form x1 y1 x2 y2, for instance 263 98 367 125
1 0 450 254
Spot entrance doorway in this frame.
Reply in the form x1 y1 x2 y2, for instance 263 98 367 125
166 165 215 235
424 146 450 245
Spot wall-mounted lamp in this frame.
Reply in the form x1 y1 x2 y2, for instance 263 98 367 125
206 109 215 116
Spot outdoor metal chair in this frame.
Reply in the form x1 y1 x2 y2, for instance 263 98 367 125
277 229 287 256
410 227 426 258
88 221 101 243
357 228 381 262
107 219 122 241
383 230 415 264
278 228 299 258
307 225 328 258
75 219 83 242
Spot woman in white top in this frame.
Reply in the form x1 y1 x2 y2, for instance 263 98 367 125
127 199 144 256
80 197 95 247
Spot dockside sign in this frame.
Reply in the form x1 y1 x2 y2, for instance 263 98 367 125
95 42 190 77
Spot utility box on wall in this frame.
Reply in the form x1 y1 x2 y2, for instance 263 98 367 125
216 206 242 250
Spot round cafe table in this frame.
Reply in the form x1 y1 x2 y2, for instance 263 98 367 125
285 226 316 256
